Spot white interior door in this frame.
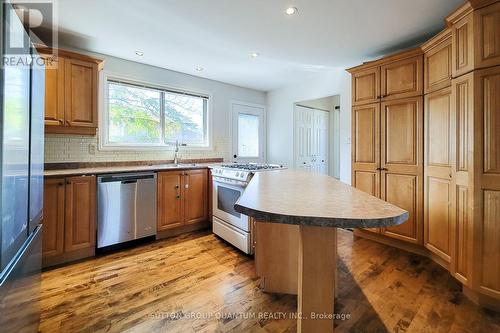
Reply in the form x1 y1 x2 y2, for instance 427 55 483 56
313 110 328 174
232 102 265 163
295 106 329 174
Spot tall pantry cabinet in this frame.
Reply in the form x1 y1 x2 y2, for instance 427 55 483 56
348 0 500 310
349 48 424 245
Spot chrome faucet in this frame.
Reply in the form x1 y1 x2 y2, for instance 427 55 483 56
174 140 180 165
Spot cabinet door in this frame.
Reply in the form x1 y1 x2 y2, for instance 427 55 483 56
424 87 454 262
64 58 98 128
452 13 474 77
474 2 500 70
477 66 500 299
380 97 423 244
450 73 474 285
184 169 208 225
41 54 65 126
352 67 380 106
42 178 65 259
381 55 423 100
352 103 381 233
64 176 96 252
424 37 452 93
157 171 184 231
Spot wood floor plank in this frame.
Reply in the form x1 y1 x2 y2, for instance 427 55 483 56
40 230 500 332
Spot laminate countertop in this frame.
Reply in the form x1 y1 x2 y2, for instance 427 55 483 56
44 163 220 177
234 169 408 229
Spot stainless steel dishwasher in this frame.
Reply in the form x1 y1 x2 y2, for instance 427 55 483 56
97 172 157 248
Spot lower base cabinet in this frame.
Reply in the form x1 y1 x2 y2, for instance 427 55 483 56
157 169 208 232
42 175 96 268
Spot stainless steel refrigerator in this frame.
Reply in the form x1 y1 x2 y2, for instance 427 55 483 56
0 2 45 332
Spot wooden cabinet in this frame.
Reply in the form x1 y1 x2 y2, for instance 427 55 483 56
64 176 96 252
42 178 65 259
381 55 423 100
64 59 98 128
474 2 500 70
475 65 500 299
42 175 96 267
423 29 452 94
380 97 423 244
157 169 208 231
351 67 380 106
39 48 103 135
349 0 500 310
451 11 475 77
352 103 381 233
184 169 209 225
451 66 473 282
157 171 184 230
449 2 500 77
424 87 454 262
41 54 65 127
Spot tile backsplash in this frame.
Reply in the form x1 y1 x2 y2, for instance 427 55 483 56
44 134 231 163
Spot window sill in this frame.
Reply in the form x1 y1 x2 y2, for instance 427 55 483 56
98 144 214 152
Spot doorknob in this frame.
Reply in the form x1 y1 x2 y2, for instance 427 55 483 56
233 154 237 158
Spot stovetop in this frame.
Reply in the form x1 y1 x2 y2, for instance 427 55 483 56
211 163 285 185
219 163 284 171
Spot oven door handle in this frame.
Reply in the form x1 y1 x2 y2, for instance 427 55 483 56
212 177 247 187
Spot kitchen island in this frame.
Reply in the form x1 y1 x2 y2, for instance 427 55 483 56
234 170 408 333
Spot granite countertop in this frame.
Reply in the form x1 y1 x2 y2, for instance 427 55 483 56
44 162 221 177
234 169 408 229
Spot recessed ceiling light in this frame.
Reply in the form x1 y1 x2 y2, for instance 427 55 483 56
285 7 298 15
135 51 144 56
195 66 204 72
250 52 260 59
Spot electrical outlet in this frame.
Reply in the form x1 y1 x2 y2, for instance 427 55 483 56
89 144 96 155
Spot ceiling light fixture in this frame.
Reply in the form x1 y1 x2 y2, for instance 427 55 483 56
195 66 204 71
135 51 144 56
285 7 298 15
250 52 260 59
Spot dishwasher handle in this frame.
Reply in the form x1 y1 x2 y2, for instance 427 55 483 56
98 172 156 183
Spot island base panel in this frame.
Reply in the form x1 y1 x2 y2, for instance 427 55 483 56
254 221 299 295
298 226 336 333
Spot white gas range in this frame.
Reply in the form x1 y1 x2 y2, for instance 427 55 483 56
210 163 285 254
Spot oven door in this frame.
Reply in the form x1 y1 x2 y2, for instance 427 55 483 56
212 179 250 232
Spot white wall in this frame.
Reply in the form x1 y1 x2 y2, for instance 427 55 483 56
266 68 352 184
45 48 267 163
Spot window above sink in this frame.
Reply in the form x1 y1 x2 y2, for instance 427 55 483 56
100 76 210 150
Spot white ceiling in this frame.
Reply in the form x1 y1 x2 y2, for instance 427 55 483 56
52 0 463 91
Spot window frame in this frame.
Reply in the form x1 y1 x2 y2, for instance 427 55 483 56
99 73 212 151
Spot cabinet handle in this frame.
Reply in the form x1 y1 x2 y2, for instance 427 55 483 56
175 185 179 189
58 119 64 124
66 181 71 185
58 182 64 186
66 120 71 126
176 195 181 199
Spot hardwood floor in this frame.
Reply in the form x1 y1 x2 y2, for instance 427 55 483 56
40 229 500 332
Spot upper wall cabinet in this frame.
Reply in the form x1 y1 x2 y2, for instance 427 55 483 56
351 67 380 106
448 1 500 77
422 29 452 94
381 55 423 100
38 48 103 135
